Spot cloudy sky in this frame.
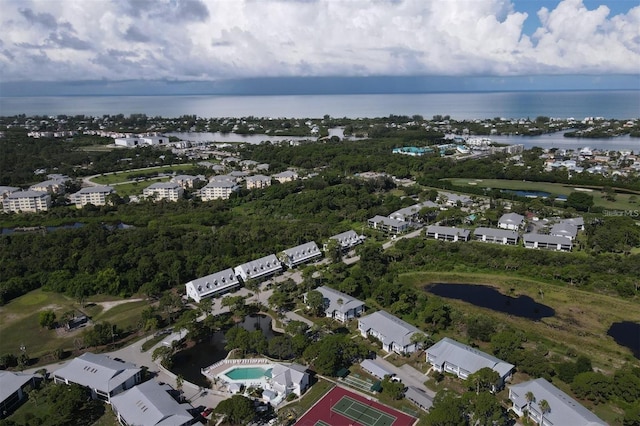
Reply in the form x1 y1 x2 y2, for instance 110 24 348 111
1 0 639 93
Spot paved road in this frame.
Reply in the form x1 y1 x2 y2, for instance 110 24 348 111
344 228 424 265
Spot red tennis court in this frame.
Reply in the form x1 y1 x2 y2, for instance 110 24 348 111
295 386 417 426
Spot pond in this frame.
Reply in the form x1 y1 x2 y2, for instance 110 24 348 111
501 190 567 200
424 283 555 320
607 321 640 359
170 314 281 387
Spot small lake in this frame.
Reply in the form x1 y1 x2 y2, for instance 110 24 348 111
607 321 640 359
424 283 555 320
170 314 281 387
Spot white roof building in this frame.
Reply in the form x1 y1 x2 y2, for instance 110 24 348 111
273 170 298 183
246 174 272 190
53 353 142 403
509 378 607 426
267 363 309 398
358 311 422 354
143 182 184 202
2 190 51 213
185 268 241 303
498 213 525 230
110 380 195 426
280 241 322 268
327 230 366 251
234 254 283 282
72 186 114 208
201 180 240 201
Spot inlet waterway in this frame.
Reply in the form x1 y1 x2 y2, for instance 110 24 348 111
424 283 555 321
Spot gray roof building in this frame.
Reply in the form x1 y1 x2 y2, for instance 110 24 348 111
473 227 519 245
426 337 514 386
358 311 422 354
498 212 525 230
360 359 392 379
309 286 365 322
561 216 585 230
404 386 433 412
389 200 439 222
523 233 573 251
550 222 578 240
509 378 607 426
280 241 322 268
426 225 471 242
185 268 241 303
111 380 196 426
0 370 36 418
367 215 410 234
53 352 141 403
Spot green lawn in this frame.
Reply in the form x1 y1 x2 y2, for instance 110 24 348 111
90 164 198 185
444 178 639 210
0 289 148 360
400 271 640 370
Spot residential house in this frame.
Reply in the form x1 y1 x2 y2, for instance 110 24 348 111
523 233 573 252
473 227 519 245
358 311 422 354
200 180 240 201
280 241 322 268
71 186 114 208
549 222 578 240
240 160 258 170
498 213 525 230
404 386 433 412
426 338 514 389
426 225 470 242
170 175 203 189
0 371 36 418
234 254 283 282
389 201 439 222
509 378 607 426
246 174 272 190
29 178 67 194
561 216 585 231
439 192 473 207
143 182 184 201
185 268 241 303
0 186 19 199
53 352 142 403
266 363 309 399
367 215 410 234
326 230 366 251
305 286 365 322
2 190 51 213
110 380 196 426
273 170 298 183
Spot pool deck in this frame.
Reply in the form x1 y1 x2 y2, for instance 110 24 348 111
201 357 272 381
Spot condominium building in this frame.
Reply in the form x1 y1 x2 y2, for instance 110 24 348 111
143 182 184 201
2 190 51 213
71 186 115 208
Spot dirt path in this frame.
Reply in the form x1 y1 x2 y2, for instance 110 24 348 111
96 298 145 312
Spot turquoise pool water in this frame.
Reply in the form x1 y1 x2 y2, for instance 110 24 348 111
224 367 273 381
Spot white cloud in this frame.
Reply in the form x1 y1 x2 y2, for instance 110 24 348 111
0 0 638 81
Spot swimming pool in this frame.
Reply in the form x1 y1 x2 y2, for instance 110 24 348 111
224 367 273 381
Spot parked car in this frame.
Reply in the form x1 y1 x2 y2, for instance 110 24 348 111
202 407 213 418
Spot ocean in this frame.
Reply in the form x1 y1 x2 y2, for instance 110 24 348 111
1 90 638 121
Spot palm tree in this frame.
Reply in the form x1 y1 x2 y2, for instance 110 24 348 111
538 399 550 426
525 391 535 419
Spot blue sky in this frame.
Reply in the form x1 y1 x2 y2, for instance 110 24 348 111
0 0 639 94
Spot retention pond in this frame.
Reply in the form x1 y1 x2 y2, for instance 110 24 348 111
424 283 555 320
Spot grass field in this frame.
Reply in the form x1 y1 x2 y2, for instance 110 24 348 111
0 289 148 359
444 178 639 210
90 164 198 185
400 271 640 370
109 177 171 197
